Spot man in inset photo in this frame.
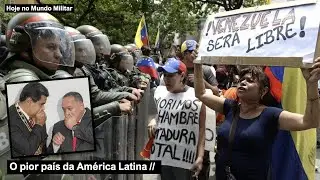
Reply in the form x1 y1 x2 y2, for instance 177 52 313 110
48 92 94 154
8 82 49 158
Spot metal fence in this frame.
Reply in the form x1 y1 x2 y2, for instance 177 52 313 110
0 85 157 180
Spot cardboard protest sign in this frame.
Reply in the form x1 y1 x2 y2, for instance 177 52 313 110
204 89 216 152
151 86 202 170
198 0 320 67
205 106 216 152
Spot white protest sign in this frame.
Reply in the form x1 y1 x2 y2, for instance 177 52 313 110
204 89 216 152
205 106 216 151
198 0 320 67
151 86 202 170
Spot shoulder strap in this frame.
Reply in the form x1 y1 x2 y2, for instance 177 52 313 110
226 105 239 167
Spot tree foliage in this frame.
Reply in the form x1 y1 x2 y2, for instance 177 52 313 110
0 0 266 47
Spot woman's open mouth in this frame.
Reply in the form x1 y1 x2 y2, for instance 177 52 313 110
238 86 246 91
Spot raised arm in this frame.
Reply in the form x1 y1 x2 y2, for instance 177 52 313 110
279 60 320 131
190 103 206 176
196 103 206 160
194 63 225 113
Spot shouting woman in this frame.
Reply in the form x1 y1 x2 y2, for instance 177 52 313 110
194 54 320 180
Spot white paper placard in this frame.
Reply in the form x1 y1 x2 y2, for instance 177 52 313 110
198 1 320 66
205 106 216 151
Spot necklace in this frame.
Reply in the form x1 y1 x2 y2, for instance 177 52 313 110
15 103 32 132
15 103 43 155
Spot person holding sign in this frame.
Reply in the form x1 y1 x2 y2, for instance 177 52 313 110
181 39 219 180
149 58 206 179
194 56 320 179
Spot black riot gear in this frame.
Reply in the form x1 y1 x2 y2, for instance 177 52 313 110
124 44 141 64
0 13 75 180
76 25 111 65
65 26 96 65
69 28 136 107
50 70 73 79
109 44 133 71
0 35 5 47
5 13 75 70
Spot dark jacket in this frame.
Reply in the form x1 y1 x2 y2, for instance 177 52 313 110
47 108 94 154
8 104 47 158
86 64 133 93
73 66 130 108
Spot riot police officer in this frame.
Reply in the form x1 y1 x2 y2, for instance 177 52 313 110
76 25 143 99
65 26 136 110
0 35 5 47
124 43 141 64
1 13 75 81
0 12 74 180
107 44 134 86
76 25 111 67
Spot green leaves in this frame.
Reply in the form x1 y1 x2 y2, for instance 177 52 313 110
0 0 266 48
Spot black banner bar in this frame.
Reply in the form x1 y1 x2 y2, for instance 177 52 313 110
7 160 161 174
4 4 74 13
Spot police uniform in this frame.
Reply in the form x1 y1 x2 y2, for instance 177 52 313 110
0 12 75 180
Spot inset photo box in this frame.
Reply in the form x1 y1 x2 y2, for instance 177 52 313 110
5 76 95 158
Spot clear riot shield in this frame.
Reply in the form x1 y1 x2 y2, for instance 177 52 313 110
24 22 75 68
127 105 137 180
93 114 130 180
135 84 151 162
73 38 96 65
0 119 19 180
135 84 155 180
112 115 128 180
89 34 111 57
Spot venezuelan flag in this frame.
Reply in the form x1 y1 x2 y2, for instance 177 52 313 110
135 15 149 48
136 56 158 79
154 25 160 49
265 66 316 180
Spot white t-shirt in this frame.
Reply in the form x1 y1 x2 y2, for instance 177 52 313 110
150 86 202 170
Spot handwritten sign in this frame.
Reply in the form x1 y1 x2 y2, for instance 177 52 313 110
198 0 320 67
151 86 202 170
205 106 216 152
203 89 216 152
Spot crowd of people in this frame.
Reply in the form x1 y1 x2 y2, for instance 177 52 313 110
148 40 320 180
0 12 157 180
0 11 319 180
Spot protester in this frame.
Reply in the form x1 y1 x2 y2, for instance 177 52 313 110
194 51 320 179
149 58 206 179
164 40 218 180
136 45 159 88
